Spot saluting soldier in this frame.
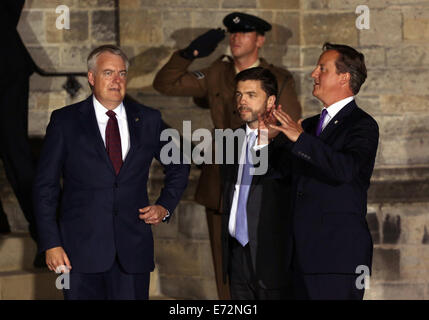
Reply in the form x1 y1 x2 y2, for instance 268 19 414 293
153 12 301 299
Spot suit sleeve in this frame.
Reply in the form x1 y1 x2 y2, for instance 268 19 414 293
291 117 379 184
33 111 65 253
153 113 190 219
152 51 209 98
268 133 295 178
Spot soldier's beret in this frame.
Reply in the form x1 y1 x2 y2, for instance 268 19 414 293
223 12 272 35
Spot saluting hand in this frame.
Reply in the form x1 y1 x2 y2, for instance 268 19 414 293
181 28 226 60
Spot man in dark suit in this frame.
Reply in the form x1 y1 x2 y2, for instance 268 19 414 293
33 45 190 300
0 0 38 252
154 12 301 300
220 67 293 299
270 43 379 299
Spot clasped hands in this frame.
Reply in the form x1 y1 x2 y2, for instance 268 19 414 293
257 104 304 144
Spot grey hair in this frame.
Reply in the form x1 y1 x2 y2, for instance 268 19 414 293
87 44 130 72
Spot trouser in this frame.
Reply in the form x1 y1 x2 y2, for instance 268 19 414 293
292 271 365 300
228 237 292 300
206 208 231 300
0 74 36 240
63 257 150 300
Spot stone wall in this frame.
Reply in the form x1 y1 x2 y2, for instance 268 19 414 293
4 0 119 231
21 0 117 137
124 0 429 300
2 0 429 299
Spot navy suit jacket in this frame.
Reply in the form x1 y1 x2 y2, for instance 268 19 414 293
275 100 379 274
33 95 190 274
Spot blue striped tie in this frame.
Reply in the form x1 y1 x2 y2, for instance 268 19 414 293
235 132 257 247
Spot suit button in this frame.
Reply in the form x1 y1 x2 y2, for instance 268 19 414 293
113 210 118 216
114 182 118 188
297 191 304 198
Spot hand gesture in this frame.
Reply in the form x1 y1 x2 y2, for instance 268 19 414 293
257 104 283 145
270 108 304 142
138 205 168 225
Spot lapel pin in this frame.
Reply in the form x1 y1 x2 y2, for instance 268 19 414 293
334 120 339 124
135 117 140 122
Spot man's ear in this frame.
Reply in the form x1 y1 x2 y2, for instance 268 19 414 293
88 71 95 87
267 95 276 110
340 72 350 86
256 34 265 49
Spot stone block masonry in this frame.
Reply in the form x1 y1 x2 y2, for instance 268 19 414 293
3 0 429 299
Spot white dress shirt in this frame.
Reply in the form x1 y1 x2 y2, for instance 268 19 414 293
320 96 354 132
228 125 258 237
93 96 130 161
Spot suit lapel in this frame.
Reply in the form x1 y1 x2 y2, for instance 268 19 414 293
247 128 265 198
318 100 356 141
78 95 115 174
249 150 265 194
118 101 143 176
303 114 319 136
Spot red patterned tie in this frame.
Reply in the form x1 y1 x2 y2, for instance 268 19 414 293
105 110 123 175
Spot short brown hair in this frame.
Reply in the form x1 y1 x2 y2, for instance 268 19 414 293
235 67 278 99
323 42 367 95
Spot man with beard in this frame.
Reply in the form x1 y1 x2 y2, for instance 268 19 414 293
153 12 301 299
220 67 293 299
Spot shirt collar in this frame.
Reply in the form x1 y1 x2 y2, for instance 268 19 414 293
323 96 354 119
234 58 261 74
245 124 258 137
93 95 125 120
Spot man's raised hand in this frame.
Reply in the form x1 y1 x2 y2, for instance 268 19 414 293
270 108 304 142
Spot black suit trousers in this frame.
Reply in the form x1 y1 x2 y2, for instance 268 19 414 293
228 237 293 300
63 257 150 300
292 272 365 300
